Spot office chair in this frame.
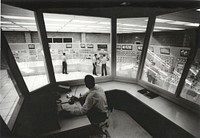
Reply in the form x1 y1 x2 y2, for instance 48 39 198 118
89 91 114 138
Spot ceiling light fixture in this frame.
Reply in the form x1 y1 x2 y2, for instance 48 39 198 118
122 24 138 27
15 22 36 25
1 15 34 20
120 2 131 6
184 23 199 27
44 18 70 22
1 21 13 24
98 22 110 25
71 20 97 24
167 21 187 25
155 18 171 23
196 9 200 12
1 25 20 28
155 26 183 30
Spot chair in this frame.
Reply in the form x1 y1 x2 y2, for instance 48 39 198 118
89 91 114 138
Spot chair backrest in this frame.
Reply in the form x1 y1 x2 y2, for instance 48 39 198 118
105 90 115 112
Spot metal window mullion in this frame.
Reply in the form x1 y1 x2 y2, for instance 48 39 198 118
34 11 56 83
175 27 200 97
136 16 156 81
111 17 117 78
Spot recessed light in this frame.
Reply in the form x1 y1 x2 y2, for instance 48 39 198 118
120 2 131 6
71 20 97 24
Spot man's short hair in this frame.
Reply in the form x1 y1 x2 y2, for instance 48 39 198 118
84 75 95 89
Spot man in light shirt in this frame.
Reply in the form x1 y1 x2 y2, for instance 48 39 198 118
101 54 108 76
62 53 68 74
64 75 108 124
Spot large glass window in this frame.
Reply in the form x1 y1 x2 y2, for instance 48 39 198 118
181 48 200 105
0 50 21 129
141 9 199 94
2 4 49 91
117 18 148 78
43 13 111 81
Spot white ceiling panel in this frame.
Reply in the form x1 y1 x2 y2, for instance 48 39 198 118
1 3 200 33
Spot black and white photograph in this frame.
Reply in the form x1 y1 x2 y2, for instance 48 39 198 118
1 0 200 138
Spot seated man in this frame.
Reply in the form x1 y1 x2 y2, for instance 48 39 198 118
64 75 108 124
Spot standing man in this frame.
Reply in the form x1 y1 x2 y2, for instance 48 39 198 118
101 54 108 76
62 53 68 74
92 54 97 75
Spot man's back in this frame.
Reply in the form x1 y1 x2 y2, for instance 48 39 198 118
86 85 107 112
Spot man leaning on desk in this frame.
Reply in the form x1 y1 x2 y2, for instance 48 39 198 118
63 75 108 124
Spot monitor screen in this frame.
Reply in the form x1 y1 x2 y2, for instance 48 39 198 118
180 49 190 57
160 48 170 55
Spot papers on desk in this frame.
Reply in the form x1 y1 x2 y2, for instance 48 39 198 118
58 85 71 92
61 101 82 112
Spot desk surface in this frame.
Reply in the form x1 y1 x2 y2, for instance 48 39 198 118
41 99 91 136
43 115 91 136
69 81 200 138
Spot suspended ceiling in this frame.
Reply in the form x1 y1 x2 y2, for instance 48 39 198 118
1 1 200 33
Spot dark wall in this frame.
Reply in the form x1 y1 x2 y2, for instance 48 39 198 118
3 29 196 48
86 33 110 43
4 31 26 43
3 32 110 44
117 29 196 47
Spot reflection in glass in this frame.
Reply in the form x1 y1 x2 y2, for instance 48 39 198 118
141 9 199 94
181 49 200 105
0 51 20 129
2 4 49 91
43 13 111 81
117 18 148 78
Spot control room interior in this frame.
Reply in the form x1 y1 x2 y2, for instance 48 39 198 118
1 0 200 138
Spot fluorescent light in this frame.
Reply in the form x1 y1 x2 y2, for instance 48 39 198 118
45 23 64 26
65 25 85 27
167 21 188 25
122 24 138 27
98 22 110 25
89 25 104 28
134 28 146 31
44 18 70 22
155 26 183 30
119 27 135 30
1 21 13 24
71 20 97 23
7 28 27 30
1 15 34 20
46 26 61 28
196 9 200 12
156 18 171 23
184 23 199 27
15 22 36 25
1 25 20 28
22 26 37 28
